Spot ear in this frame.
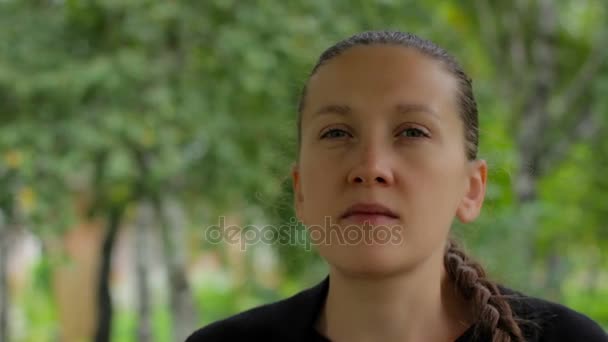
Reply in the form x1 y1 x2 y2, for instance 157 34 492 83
456 159 487 223
291 162 304 219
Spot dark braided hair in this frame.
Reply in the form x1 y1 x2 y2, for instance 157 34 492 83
446 239 525 341
296 31 525 342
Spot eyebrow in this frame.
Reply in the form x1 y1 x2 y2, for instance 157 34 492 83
313 104 352 117
313 103 440 120
395 103 440 120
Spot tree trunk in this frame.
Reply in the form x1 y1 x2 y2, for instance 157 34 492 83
153 196 198 342
545 251 565 300
511 0 575 297
135 202 153 342
94 206 124 342
515 0 555 203
0 209 9 342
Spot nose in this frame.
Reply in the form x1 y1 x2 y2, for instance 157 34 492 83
346 144 395 187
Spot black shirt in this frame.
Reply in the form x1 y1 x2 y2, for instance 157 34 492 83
186 276 607 341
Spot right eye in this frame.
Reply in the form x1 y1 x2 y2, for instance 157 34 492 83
320 128 351 139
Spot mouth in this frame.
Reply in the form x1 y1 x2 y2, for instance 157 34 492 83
340 202 400 222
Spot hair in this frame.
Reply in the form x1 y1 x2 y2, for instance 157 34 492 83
295 31 525 342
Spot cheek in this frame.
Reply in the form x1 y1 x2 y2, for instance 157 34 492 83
397 167 462 259
298 156 339 220
299 146 338 190
405 155 466 222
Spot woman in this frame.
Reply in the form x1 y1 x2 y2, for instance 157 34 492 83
187 31 607 342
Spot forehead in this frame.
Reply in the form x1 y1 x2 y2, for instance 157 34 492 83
304 45 459 118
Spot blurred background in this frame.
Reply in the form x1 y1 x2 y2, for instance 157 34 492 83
0 0 607 341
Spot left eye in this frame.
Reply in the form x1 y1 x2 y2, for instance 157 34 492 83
320 128 351 139
399 128 428 138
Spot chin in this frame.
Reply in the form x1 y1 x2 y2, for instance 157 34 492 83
318 243 414 279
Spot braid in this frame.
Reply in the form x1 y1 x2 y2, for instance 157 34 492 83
444 238 525 342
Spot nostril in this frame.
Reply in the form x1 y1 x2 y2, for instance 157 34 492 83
352 176 387 184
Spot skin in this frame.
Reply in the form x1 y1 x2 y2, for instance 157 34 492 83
291 45 488 341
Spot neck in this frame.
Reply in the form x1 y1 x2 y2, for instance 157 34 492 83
316 247 473 342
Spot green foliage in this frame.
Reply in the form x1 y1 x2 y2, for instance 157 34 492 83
1 0 607 338
111 300 172 342
14 260 59 342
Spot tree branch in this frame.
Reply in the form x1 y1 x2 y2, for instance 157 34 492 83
504 0 528 79
500 0 533 130
539 104 599 176
552 31 608 119
516 0 557 158
473 0 501 66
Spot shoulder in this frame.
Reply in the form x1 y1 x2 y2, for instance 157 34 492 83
184 300 285 341
500 286 607 341
185 277 329 342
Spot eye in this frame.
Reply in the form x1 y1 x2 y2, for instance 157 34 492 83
320 128 351 139
398 127 429 138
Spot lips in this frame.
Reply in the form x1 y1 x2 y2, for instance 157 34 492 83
340 203 400 220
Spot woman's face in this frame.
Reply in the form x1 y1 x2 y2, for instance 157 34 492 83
292 45 487 277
